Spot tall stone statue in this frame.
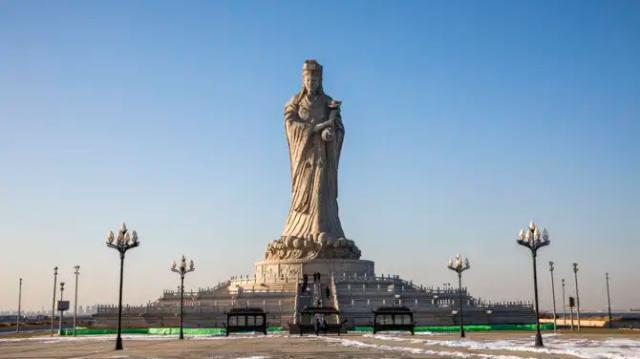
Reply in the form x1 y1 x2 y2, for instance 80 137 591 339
266 60 361 261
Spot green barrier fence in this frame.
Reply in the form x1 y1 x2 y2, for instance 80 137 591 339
352 323 554 333
63 324 550 336
61 327 284 336
62 324 550 336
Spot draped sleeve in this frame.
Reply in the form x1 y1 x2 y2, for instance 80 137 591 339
284 94 313 213
323 95 344 198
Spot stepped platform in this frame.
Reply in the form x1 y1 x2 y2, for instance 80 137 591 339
94 259 535 329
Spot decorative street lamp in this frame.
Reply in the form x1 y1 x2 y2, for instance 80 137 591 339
573 262 581 332
171 255 195 340
16 278 22 334
447 253 470 338
73 265 80 336
549 261 557 333
106 222 140 350
50 266 58 336
58 282 65 335
516 220 550 347
606 273 613 329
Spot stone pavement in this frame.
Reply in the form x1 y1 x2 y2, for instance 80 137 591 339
0 331 638 358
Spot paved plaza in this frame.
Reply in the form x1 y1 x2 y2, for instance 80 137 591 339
1 331 638 358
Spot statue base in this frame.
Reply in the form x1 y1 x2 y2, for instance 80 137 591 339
255 258 374 283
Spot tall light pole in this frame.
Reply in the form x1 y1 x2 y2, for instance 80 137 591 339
73 265 80 336
447 253 470 338
549 261 557 333
58 282 65 335
106 222 140 350
516 220 550 347
50 266 58 336
573 263 581 332
561 278 566 325
170 255 195 340
16 278 22 334
606 273 612 329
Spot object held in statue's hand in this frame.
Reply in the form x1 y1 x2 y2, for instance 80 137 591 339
321 127 334 142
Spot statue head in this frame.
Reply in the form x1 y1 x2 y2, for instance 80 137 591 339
302 59 323 95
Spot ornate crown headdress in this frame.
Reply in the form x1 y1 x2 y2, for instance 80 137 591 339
302 59 323 75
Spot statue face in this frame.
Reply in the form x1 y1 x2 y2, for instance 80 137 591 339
303 72 321 94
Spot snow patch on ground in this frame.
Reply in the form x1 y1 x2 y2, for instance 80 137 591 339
363 333 640 359
320 336 535 359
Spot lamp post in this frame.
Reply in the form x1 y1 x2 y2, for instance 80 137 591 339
16 278 22 334
171 255 195 340
58 282 65 335
106 222 140 350
561 278 566 325
516 220 550 347
549 261 557 333
447 253 470 338
606 273 612 329
73 265 80 336
573 263 581 332
50 266 58 336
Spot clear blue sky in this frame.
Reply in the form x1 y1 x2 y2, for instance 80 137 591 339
1 1 638 312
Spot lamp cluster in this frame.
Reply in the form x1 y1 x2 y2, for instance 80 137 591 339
447 253 470 274
106 222 140 252
517 220 550 251
171 255 195 275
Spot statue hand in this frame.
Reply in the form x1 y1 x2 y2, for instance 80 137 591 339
314 119 334 133
321 127 334 142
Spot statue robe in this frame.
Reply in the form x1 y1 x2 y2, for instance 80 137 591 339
281 92 345 242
